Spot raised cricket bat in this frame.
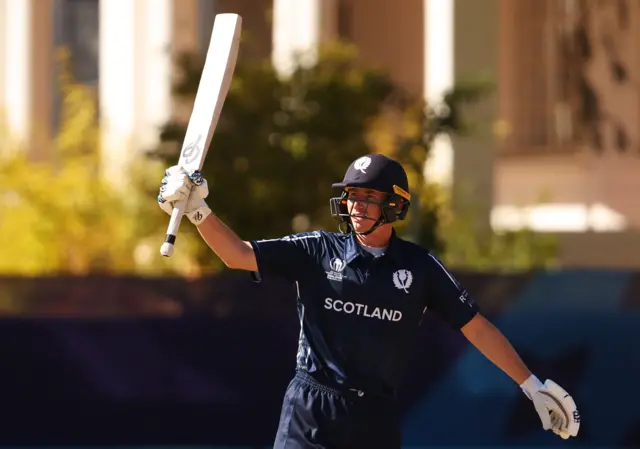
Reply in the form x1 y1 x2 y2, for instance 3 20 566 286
160 13 242 257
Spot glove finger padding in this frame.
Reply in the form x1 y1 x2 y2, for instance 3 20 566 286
160 177 191 203
533 380 580 438
544 380 580 437
531 394 553 430
158 166 208 202
157 166 211 225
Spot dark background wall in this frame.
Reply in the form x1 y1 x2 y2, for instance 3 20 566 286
0 269 638 448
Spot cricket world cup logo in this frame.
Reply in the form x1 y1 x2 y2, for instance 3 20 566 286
182 134 203 165
326 257 346 282
330 258 345 272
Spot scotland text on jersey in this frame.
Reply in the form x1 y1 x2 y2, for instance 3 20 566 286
324 298 402 321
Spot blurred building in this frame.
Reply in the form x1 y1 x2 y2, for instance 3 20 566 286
1 0 639 267
494 0 640 267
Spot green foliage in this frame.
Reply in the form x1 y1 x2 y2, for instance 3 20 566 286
432 185 559 272
152 42 405 270
0 48 184 276
149 38 557 273
441 223 559 273
0 43 556 277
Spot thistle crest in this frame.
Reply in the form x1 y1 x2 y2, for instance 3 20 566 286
393 269 413 293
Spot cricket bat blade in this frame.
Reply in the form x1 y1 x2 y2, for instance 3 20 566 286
160 13 242 257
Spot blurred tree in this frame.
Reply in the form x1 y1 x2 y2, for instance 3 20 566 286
151 40 557 273
151 42 406 271
437 186 559 272
0 48 185 278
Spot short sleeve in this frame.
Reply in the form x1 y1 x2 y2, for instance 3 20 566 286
249 231 323 282
424 253 479 329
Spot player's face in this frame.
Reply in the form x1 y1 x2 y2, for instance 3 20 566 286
346 188 387 232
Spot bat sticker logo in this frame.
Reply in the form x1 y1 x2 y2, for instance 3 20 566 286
182 134 203 165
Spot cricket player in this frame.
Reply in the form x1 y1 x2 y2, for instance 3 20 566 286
158 153 580 449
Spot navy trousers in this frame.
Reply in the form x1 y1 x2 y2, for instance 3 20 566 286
273 371 401 449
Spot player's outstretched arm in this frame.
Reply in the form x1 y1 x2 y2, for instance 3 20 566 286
157 166 257 271
461 314 580 440
460 314 531 384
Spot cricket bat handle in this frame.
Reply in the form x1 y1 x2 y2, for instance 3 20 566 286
160 198 187 257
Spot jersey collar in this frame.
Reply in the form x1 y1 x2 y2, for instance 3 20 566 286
344 229 402 264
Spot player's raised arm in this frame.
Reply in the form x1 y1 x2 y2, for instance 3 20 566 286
157 166 321 279
157 166 257 271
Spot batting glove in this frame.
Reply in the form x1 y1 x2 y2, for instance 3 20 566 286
520 374 581 439
157 165 212 226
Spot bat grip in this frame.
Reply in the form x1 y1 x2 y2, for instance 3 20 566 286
160 198 187 257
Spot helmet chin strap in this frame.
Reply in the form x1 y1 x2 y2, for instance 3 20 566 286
351 216 386 236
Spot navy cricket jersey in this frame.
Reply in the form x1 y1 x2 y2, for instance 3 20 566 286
250 230 479 396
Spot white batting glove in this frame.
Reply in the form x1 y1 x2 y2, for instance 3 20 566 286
520 375 581 439
157 165 212 226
